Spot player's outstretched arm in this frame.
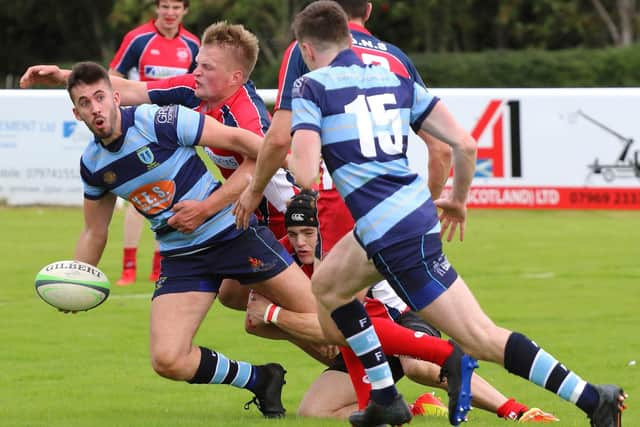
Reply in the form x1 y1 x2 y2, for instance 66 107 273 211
109 76 151 106
246 290 329 344
417 130 452 200
74 193 117 266
419 102 477 242
198 115 263 159
20 65 70 88
19 64 151 106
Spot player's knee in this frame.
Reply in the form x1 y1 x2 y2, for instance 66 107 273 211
216 283 249 311
310 274 328 298
454 322 506 361
311 273 342 308
217 291 244 310
150 348 187 380
296 401 316 417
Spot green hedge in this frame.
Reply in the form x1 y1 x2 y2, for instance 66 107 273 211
411 44 640 88
252 44 640 89
43 45 640 92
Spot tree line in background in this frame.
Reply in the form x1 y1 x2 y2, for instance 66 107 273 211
1 0 638 88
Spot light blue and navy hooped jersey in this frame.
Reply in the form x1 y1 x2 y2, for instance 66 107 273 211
80 104 244 255
291 50 441 255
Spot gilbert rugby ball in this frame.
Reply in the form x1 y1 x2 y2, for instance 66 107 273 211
35 260 110 311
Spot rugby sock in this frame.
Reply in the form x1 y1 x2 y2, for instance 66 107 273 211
122 247 136 271
150 250 162 277
331 299 397 405
340 346 371 409
371 316 454 366
504 332 600 414
188 346 257 390
496 397 528 420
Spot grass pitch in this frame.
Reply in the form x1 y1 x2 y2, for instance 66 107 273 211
1 207 638 426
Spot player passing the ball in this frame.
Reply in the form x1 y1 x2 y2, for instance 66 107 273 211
53 61 323 418
109 0 200 286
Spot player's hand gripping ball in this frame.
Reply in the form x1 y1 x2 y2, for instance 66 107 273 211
35 260 110 312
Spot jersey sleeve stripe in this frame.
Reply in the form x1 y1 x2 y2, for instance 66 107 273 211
412 97 440 133
275 42 300 111
110 32 155 73
240 84 270 136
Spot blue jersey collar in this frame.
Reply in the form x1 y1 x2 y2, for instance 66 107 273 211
330 49 363 68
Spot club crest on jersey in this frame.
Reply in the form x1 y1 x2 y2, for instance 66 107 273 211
136 147 159 170
103 171 117 185
176 48 189 61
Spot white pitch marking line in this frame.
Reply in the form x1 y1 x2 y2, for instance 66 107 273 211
109 293 152 300
520 272 555 279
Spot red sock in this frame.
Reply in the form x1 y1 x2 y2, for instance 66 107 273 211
340 346 371 410
496 398 528 420
123 247 137 270
371 316 454 366
151 250 162 275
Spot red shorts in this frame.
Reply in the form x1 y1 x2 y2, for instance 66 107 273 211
317 188 355 257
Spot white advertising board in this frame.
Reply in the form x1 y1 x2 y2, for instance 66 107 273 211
0 90 91 205
429 88 640 209
0 88 638 209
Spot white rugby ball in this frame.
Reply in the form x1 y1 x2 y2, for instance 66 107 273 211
35 260 110 311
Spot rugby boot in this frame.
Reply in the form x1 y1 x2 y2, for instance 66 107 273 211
348 393 412 427
518 408 559 423
244 363 287 418
439 340 478 426
588 384 626 427
410 392 448 417
116 268 136 286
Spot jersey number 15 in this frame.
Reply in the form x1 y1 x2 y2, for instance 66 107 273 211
345 94 403 158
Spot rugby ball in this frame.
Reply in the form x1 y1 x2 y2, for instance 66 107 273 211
35 260 110 311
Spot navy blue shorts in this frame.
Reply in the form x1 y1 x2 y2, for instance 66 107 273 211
372 233 458 311
152 225 293 299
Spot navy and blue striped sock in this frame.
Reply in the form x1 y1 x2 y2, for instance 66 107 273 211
331 299 397 405
188 346 257 391
504 332 599 414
